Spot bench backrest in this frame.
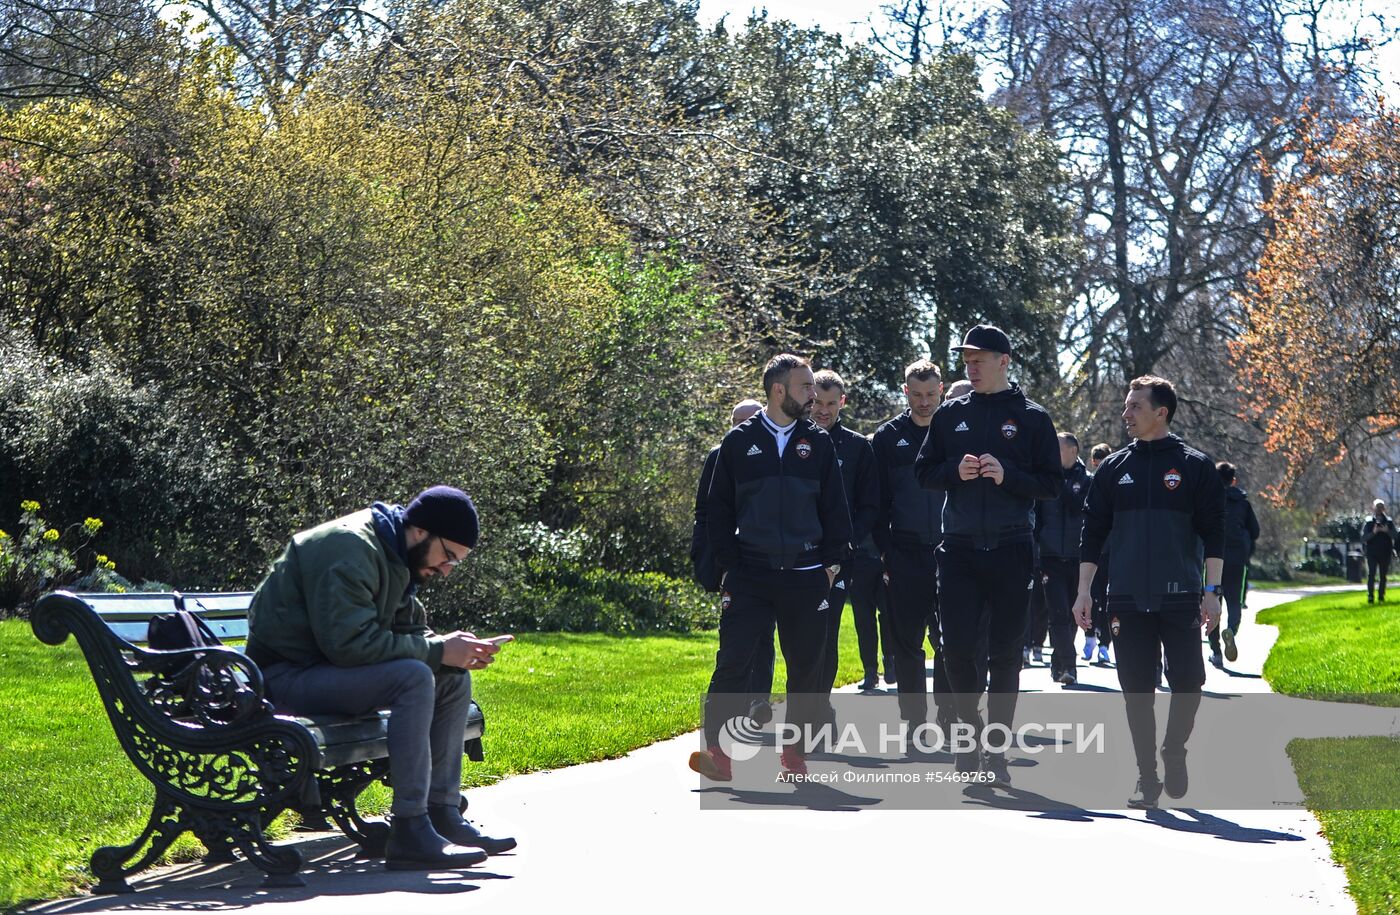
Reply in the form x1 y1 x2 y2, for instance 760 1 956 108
74 591 255 644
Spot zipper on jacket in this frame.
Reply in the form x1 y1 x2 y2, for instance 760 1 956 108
778 429 787 568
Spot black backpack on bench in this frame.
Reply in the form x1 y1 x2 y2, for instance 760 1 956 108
147 592 225 652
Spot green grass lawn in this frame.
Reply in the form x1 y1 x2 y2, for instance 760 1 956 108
0 610 869 907
1250 574 1351 591
1257 591 1400 914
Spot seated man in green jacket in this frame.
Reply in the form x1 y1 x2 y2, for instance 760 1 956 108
246 485 515 870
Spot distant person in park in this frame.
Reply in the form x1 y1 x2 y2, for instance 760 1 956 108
246 485 516 870
1034 431 1090 685
690 354 852 780
1074 376 1226 809
1208 461 1260 666
872 359 953 727
1088 442 1113 474
914 325 1062 783
692 398 773 722
1084 442 1115 664
809 370 881 702
1363 499 1399 603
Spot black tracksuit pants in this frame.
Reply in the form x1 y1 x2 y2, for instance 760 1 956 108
1112 607 1205 784
884 543 951 724
1208 561 1248 653
1024 584 1048 651
1090 564 1112 650
819 573 850 695
703 568 829 745
1368 550 1393 602
1042 557 1079 678
847 555 894 678
936 541 1034 740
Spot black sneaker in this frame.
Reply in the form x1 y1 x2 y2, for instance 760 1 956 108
748 698 773 726
982 751 1011 785
1057 670 1077 686
859 671 878 690
1162 746 1188 799
954 749 981 775
1127 778 1162 809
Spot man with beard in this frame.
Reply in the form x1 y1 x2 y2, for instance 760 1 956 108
247 486 515 870
872 359 954 729
914 326 1062 783
1073 376 1226 808
691 354 852 780
809 370 880 701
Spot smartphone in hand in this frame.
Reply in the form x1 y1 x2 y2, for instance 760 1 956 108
484 634 515 647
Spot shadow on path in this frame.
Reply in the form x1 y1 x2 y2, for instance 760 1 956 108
21 836 511 914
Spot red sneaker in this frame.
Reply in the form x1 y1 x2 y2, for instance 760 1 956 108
780 746 808 775
688 745 733 781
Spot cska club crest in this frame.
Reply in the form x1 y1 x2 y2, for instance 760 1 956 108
795 439 812 459
721 592 732 611
1163 468 1182 491
1110 616 1121 637
1001 419 1019 439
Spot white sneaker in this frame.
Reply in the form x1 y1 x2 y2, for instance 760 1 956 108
1083 636 1097 661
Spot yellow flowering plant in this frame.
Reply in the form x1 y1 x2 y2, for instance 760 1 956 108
0 501 126 617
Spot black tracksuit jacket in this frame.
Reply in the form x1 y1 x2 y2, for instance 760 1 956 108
1036 459 1090 561
871 410 943 554
707 414 852 573
913 384 1062 549
691 445 723 591
1080 434 1226 613
829 421 881 561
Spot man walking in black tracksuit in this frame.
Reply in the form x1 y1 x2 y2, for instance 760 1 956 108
690 354 852 781
914 326 1062 782
810 369 880 708
1363 500 1398 603
873 359 955 728
1073 375 1226 809
1035 432 1090 685
1208 461 1260 666
692 398 772 720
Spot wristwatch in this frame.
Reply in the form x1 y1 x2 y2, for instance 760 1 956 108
1203 584 1221 594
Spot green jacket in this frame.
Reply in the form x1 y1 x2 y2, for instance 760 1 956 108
246 509 446 669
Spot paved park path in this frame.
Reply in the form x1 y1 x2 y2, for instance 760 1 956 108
27 586 1363 914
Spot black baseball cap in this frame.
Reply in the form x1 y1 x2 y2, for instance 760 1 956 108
951 324 1012 356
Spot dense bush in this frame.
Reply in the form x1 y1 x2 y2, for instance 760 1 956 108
1296 557 1345 578
1249 555 1294 582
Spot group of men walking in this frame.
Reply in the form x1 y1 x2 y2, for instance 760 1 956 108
689 324 1262 808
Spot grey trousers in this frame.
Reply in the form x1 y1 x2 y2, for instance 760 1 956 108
264 658 472 816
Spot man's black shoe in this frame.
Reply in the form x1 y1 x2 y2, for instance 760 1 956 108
386 814 487 870
428 804 517 855
859 671 878 690
748 698 774 726
1127 778 1162 809
954 749 981 775
1162 746 1189 799
981 751 1011 785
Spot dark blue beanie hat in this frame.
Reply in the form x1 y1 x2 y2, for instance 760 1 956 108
404 485 479 548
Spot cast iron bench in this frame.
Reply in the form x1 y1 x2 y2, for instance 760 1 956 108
30 589 486 894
